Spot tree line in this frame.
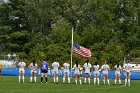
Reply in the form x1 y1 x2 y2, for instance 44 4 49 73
0 0 140 67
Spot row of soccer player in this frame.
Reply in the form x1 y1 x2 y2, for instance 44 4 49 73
18 59 132 86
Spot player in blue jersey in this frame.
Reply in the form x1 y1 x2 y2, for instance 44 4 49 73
40 60 49 83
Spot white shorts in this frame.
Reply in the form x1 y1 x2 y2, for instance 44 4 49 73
115 71 121 76
19 68 25 74
124 70 131 76
30 70 37 74
94 71 100 76
64 69 69 74
84 69 90 74
74 70 80 75
102 71 108 75
53 69 59 74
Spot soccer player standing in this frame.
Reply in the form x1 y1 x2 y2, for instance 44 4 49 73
63 62 70 83
30 60 38 83
114 63 122 84
124 61 132 86
52 61 59 83
83 60 91 84
0 63 2 77
101 61 110 85
93 62 100 85
73 62 82 84
40 60 48 83
18 59 26 83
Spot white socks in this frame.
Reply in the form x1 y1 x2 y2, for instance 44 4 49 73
34 77 36 82
125 79 130 86
30 77 32 82
68 78 70 83
115 79 121 84
128 79 130 86
63 77 70 83
75 79 82 84
103 79 105 85
75 79 77 84
88 78 90 84
56 77 58 82
107 79 110 85
94 78 99 85
97 78 99 85
84 78 90 83
19 76 24 83
19 76 21 83
54 77 55 83
119 80 121 84
22 76 24 83
84 78 86 83
63 77 65 83
79 79 82 84
114 79 116 84
30 77 36 82
94 78 96 84
125 79 127 86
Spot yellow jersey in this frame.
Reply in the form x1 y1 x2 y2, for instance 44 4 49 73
0 63 2 69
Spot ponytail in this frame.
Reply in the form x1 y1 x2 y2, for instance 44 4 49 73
86 60 89 66
76 62 78 67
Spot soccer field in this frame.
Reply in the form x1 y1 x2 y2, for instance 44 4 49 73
0 76 139 93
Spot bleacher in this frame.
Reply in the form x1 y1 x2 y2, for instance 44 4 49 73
0 54 19 68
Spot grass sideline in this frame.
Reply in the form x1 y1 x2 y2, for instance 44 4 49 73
0 76 139 93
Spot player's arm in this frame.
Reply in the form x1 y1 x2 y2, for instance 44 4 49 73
24 63 26 69
29 63 32 69
130 66 132 72
120 66 122 71
108 65 111 71
36 64 38 69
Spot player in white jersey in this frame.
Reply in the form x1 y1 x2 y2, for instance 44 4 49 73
114 64 122 84
73 62 82 84
83 60 91 84
29 60 38 83
93 62 100 85
124 61 132 86
101 61 110 85
18 60 26 83
63 62 70 83
52 61 59 83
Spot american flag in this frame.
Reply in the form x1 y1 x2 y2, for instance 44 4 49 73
73 43 91 58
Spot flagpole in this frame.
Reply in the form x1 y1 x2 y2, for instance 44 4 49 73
71 27 74 69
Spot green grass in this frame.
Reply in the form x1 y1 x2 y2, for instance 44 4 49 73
0 76 140 93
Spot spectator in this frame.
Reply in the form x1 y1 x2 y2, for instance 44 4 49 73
7 53 11 62
12 53 17 63
125 53 132 62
